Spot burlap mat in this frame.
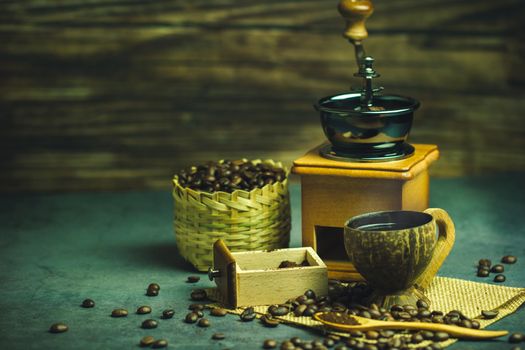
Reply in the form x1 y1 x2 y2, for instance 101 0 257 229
205 276 525 348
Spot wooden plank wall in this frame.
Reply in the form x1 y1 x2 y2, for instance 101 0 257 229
1 0 524 192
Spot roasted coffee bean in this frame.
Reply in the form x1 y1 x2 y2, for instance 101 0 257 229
140 335 155 347
240 307 256 322
397 311 412 320
148 283 160 291
81 298 95 308
212 332 225 340
411 333 424 344
431 310 444 316
187 275 200 283
304 289 316 299
49 323 68 333
189 303 204 311
269 305 289 316
416 299 429 309
421 331 434 340
137 306 152 315
418 309 432 318
390 305 404 312
494 274 506 283
471 320 480 329
481 309 499 319
478 259 492 267
358 310 372 319
432 315 445 323
502 255 517 264
303 305 318 317
210 308 227 316
280 340 295 350
509 333 525 343
195 310 204 318
433 332 450 342
323 338 335 347
477 268 490 277
146 289 159 297
289 337 302 346
197 318 210 327
459 319 472 328
379 330 395 338
162 309 175 319
365 331 379 340
190 289 207 301
263 339 278 349
491 264 505 273
260 314 279 327
294 304 307 316
141 319 158 329
185 312 198 323
152 339 168 348
111 308 128 317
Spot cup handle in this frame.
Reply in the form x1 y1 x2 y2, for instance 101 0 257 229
415 208 456 291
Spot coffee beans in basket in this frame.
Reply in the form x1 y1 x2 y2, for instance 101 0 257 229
176 160 286 193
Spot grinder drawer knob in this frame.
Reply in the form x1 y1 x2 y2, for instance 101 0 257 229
208 267 221 281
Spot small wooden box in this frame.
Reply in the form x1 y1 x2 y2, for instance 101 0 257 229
211 240 328 308
292 143 439 281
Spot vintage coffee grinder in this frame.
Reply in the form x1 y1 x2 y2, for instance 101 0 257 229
292 0 439 280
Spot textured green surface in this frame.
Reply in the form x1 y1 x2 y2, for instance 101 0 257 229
0 175 524 349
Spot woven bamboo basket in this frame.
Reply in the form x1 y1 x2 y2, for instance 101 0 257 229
172 159 291 271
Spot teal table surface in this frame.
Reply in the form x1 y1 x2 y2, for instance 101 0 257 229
1 175 524 350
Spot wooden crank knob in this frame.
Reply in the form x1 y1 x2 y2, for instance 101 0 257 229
338 0 374 42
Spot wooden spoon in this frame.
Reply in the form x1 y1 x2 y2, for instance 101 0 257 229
313 313 508 339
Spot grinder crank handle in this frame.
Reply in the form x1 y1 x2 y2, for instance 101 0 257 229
338 0 374 69
338 0 374 43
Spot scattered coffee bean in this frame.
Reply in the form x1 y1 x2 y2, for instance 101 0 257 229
140 335 155 347
280 340 295 350
494 274 506 283
197 318 210 327
146 289 159 297
268 305 289 317
210 308 228 317
260 314 279 327
111 308 128 317
263 339 277 349
478 259 492 267
477 268 490 277
471 320 480 329
416 299 429 309
185 312 198 323
212 332 225 340
491 264 505 273
189 303 204 311
137 306 152 315
240 307 256 322
481 309 499 319
141 319 158 329
162 309 174 319
152 339 168 348
81 298 95 308
509 333 525 343
502 255 517 264
187 275 200 283
146 283 160 296
49 323 68 333
148 283 160 291
190 289 207 301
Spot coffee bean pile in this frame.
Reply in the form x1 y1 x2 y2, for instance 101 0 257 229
278 259 310 268
176 160 286 193
476 255 517 282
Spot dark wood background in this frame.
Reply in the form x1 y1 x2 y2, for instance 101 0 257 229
1 0 524 192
